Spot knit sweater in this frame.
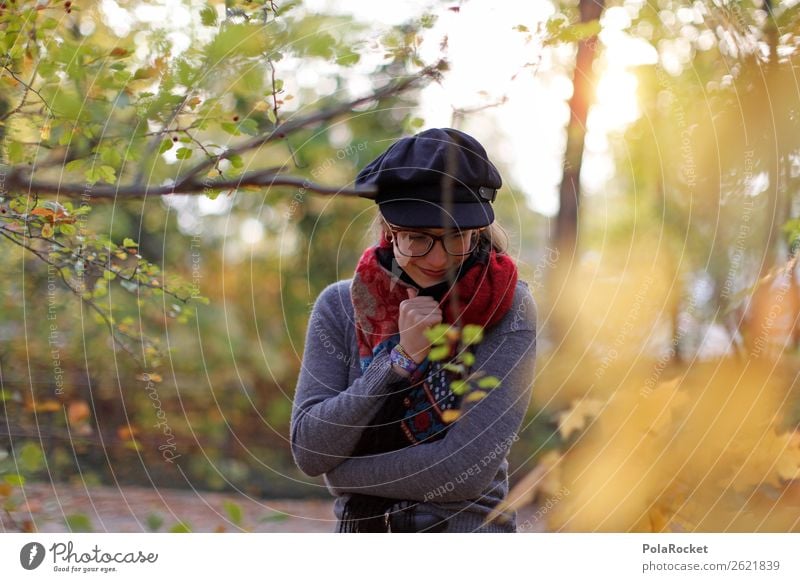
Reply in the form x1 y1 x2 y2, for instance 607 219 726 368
290 278 537 532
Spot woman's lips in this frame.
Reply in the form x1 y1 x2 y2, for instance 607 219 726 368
419 267 447 277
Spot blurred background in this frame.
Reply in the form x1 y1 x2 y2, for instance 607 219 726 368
1 0 799 532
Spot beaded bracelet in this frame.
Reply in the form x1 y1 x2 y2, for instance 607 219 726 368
390 343 418 376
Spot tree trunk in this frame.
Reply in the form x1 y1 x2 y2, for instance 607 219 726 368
553 0 605 259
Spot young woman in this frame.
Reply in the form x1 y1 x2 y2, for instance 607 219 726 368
290 128 537 532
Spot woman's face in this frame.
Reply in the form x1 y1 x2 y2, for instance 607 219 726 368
386 222 479 287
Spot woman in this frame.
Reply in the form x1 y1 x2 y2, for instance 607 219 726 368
290 128 537 532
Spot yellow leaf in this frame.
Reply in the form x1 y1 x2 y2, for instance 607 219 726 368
29 399 61 412
40 123 51 140
557 397 605 439
464 390 487 403
41 223 54 238
441 409 460 423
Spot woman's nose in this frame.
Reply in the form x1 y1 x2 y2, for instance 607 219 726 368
426 239 448 266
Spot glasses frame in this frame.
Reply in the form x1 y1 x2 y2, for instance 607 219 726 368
385 225 484 257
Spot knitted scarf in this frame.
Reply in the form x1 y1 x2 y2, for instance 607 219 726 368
338 236 518 532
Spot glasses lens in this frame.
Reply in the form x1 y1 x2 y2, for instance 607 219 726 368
395 231 434 257
443 231 478 256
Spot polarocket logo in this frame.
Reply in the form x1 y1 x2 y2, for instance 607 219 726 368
20 542 46 570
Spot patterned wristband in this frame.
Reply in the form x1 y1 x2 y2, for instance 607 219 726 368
390 344 418 375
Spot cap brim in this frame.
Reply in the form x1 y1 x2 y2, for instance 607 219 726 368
378 199 494 229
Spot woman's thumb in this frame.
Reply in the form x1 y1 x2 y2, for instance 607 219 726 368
407 287 418 299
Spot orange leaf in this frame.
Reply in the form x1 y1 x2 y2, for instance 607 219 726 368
68 401 91 426
30 207 55 222
117 425 139 440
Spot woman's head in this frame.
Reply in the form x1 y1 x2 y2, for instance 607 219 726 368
373 215 508 287
355 128 502 231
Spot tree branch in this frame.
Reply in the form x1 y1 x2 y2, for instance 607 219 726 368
8 167 378 199
4 61 443 200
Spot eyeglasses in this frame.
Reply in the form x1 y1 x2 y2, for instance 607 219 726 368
387 227 482 257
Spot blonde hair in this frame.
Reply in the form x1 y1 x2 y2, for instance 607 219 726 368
370 212 509 254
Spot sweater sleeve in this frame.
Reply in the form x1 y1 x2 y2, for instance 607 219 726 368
323 285 537 502
290 282 410 477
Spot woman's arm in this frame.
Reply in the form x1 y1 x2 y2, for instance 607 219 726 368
323 288 537 502
290 282 409 477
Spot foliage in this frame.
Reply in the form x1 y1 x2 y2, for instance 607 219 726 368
424 323 501 423
0 0 443 512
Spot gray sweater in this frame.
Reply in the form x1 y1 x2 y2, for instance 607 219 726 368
290 278 537 532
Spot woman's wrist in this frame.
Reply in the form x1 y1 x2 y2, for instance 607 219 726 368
390 343 418 376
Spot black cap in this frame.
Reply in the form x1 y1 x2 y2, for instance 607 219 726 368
355 128 501 229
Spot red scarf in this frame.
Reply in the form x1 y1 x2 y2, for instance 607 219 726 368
351 238 518 365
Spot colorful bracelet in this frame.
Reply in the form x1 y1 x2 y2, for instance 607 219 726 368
390 344 418 376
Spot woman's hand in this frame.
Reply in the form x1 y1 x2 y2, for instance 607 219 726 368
398 287 443 364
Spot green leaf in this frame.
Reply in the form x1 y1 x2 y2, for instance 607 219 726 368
7 141 24 163
451 380 469 395
208 23 272 62
461 324 484 346
424 324 451 345
65 159 84 172
146 513 164 532
4 474 25 486
239 118 259 136
461 351 475 367
66 513 94 532
19 443 45 473
228 154 244 169
477 376 501 389
223 500 243 526
59 223 77 236
259 513 289 522
428 345 450 361
175 147 193 160
100 147 122 167
200 5 218 27
336 51 360 66
169 521 192 533
221 122 240 136
103 269 117 281
442 363 464 374
159 138 174 154
123 237 138 248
